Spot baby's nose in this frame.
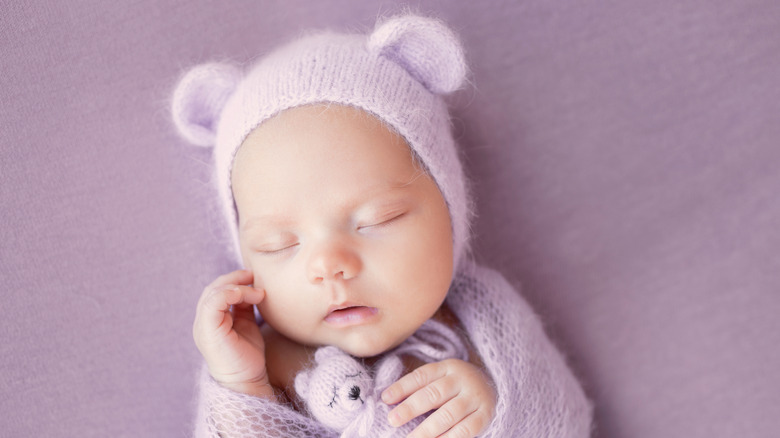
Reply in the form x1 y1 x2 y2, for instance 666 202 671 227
306 242 362 284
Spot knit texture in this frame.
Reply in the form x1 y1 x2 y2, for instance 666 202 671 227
294 346 411 436
193 260 593 437
292 319 468 436
171 15 473 270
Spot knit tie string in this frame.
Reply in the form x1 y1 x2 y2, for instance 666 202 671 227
390 318 468 362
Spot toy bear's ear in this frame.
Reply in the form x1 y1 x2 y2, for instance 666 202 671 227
314 345 345 363
374 355 404 390
368 15 467 95
171 62 242 147
294 370 311 400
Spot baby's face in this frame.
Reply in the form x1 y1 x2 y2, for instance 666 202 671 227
232 104 454 357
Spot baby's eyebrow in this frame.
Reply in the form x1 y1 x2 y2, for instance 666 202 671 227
343 184 416 213
240 215 295 234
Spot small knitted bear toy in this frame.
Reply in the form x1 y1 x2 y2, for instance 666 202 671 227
294 346 417 437
293 319 469 437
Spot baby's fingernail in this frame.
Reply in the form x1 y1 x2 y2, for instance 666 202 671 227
387 409 400 427
381 388 393 403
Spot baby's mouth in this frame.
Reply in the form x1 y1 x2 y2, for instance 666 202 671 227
324 305 379 327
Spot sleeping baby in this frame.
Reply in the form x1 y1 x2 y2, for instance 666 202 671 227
172 13 592 438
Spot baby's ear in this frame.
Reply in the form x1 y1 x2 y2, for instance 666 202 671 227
171 62 241 147
368 15 467 95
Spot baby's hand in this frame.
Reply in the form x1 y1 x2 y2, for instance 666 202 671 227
382 359 496 438
193 269 274 399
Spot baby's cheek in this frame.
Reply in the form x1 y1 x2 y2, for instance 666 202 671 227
251 263 288 293
258 276 320 337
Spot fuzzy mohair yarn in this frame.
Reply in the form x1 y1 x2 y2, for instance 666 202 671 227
171 14 473 270
293 319 468 436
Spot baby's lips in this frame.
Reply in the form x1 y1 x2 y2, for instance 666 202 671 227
323 306 378 326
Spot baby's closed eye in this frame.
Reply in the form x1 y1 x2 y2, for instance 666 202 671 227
249 231 299 254
255 241 299 254
356 211 407 231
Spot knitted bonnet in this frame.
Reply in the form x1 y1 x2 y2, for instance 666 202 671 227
172 14 472 269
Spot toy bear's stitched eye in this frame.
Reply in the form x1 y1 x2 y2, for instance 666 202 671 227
327 385 338 408
345 371 363 378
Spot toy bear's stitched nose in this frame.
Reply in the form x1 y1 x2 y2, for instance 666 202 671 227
348 385 361 401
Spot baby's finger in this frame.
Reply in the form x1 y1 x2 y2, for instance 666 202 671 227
196 285 264 333
198 269 254 308
383 361 447 405
387 375 460 428
437 408 492 438
407 396 477 438
231 298 258 323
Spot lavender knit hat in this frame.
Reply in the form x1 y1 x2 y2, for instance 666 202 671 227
172 14 472 269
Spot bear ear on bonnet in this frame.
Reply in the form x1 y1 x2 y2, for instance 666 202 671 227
171 62 242 147
368 14 467 95
171 14 466 147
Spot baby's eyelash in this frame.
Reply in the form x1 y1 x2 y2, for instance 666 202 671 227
357 213 406 231
257 242 299 255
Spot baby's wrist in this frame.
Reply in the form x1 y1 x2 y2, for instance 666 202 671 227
217 379 277 399
212 372 276 400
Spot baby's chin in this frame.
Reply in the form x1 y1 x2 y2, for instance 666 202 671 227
275 320 425 358
337 343 390 359
318 334 410 359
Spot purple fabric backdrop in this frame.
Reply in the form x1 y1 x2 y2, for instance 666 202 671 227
2 1 779 437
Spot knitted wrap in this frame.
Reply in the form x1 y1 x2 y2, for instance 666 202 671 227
172 14 473 270
194 261 593 437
